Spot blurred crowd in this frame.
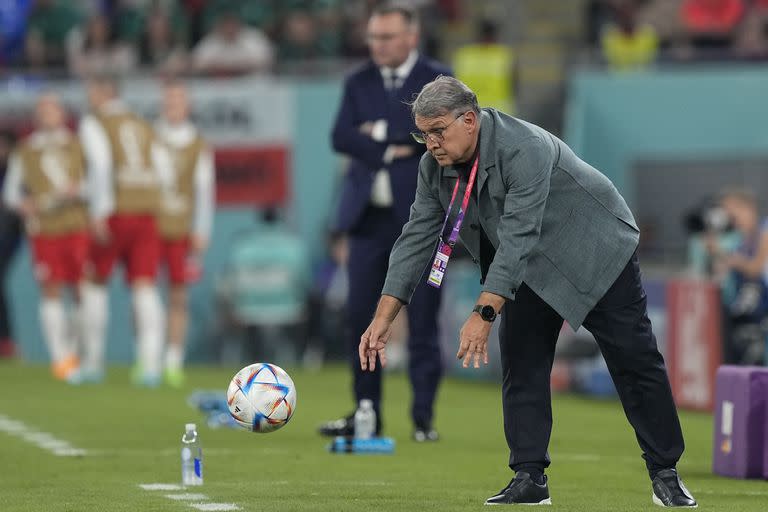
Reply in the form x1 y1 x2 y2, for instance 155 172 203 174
588 0 768 71
0 0 461 76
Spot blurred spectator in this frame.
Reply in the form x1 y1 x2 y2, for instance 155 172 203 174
113 0 188 44
191 9 273 75
638 0 686 50
307 231 349 362
216 208 310 363
139 7 188 73
24 0 82 70
600 0 659 71
706 189 768 364
200 0 276 35
453 20 516 114
278 10 320 61
733 0 768 59
66 13 137 76
278 8 341 63
1 0 31 67
681 0 745 53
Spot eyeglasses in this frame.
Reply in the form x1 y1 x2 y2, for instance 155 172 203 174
411 112 467 145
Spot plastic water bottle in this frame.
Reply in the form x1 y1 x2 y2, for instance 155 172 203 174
181 423 203 486
354 399 376 440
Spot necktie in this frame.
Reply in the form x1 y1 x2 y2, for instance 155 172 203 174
384 69 401 101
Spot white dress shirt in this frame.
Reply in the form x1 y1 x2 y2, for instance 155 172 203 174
370 51 419 207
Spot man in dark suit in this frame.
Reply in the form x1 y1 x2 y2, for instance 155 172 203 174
359 76 697 507
319 3 451 441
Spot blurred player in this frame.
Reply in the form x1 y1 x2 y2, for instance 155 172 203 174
78 75 165 385
2 93 88 381
155 82 214 387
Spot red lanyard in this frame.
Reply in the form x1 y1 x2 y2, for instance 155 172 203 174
440 154 480 247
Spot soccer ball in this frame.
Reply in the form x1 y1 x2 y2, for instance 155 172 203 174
226 363 297 433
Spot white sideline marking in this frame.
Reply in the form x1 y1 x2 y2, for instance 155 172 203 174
189 504 240 511
165 493 208 501
0 414 86 457
140 483 243 510
139 483 183 491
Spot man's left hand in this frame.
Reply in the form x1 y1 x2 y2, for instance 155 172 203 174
457 313 491 369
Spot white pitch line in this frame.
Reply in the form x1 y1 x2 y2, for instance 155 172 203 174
165 493 208 501
139 483 184 491
189 504 240 511
0 414 86 457
140 483 244 511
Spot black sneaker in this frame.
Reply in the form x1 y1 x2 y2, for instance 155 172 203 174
652 469 697 508
318 414 354 437
318 413 382 437
484 472 551 505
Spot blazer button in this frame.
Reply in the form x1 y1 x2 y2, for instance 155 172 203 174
470 224 478 230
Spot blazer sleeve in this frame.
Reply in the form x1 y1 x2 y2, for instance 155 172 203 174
331 77 388 170
483 136 554 300
381 155 445 303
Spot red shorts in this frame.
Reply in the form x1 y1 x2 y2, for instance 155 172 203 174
89 214 160 283
31 231 90 285
160 237 193 286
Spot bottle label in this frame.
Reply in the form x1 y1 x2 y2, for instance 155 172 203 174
194 458 202 479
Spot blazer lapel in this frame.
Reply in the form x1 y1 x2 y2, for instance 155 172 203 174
476 111 495 194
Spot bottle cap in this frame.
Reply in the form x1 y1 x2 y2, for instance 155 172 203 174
186 423 196 431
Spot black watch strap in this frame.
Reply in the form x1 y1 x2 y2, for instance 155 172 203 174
473 304 497 322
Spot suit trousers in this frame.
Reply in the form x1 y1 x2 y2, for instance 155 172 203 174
347 206 443 428
498 252 684 476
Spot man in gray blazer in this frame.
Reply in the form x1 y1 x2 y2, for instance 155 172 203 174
358 76 696 508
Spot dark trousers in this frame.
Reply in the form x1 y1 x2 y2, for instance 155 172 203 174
0 208 21 341
347 206 443 428
499 252 684 476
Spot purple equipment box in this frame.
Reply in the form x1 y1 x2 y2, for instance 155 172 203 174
712 365 768 479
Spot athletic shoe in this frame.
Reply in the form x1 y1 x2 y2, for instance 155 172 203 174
78 367 105 384
485 472 551 505
164 367 186 388
52 355 80 381
318 413 355 437
131 364 160 388
412 423 439 442
652 469 697 508
318 412 382 437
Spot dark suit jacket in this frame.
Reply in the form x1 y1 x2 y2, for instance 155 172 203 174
331 55 451 233
382 109 640 328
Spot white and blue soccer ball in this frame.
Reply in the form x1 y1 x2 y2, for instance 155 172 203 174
226 363 297 433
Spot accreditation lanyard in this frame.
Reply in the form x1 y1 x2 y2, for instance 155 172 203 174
427 154 479 288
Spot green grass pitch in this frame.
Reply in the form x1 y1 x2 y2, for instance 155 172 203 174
0 361 766 511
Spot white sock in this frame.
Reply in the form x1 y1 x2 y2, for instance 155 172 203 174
166 344 184 371
40 298 69 363
133 286 165 378
80 283 108 373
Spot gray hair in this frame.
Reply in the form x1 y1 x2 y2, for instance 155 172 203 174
410 75 479 119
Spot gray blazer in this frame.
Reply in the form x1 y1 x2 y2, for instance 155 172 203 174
381 108 640 328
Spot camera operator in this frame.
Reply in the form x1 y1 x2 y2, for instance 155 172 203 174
705 189 768 364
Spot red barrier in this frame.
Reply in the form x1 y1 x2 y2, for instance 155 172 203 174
214 146 290 206
666 279 722 411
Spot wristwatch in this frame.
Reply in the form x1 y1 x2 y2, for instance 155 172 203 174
473 304 497 323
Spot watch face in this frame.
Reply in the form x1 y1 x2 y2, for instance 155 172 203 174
481 305 496 321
